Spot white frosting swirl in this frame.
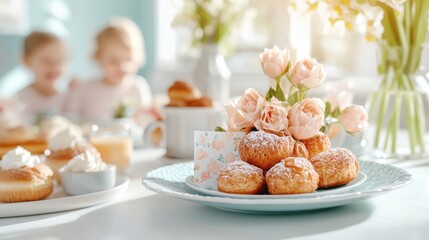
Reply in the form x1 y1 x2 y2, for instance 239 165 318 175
48 127 85 151
60 150 108 172
1 147 41 170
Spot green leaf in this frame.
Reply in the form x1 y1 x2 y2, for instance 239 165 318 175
215 126 227 132
266 87 276 101
325 101 332 118
288 91 299 106
215 22 229 43
331 107 341 118
275 83 286 101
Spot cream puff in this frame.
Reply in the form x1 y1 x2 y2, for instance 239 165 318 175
291 141 309 159
309 148 359 188
266 157 319 194
0 147 53 203
45 128 98 182
167 81 201 107
217 161 265 194
238 131 294 170
301 133 331 160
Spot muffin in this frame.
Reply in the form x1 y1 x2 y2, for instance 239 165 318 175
266 157 319 194
217 161 265 194
0 147 54 203
238 131 294 170
309 148 359 188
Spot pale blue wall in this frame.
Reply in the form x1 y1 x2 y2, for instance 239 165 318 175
0 0 156 95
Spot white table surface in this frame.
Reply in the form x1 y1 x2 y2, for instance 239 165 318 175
0 148 428 240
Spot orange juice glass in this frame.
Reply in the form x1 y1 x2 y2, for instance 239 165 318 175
90 122 133 170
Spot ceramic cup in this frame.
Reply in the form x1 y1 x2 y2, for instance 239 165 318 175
193 131 245 189
162 107 223 159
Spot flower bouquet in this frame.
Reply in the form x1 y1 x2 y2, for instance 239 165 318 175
172 0 249 46
221 46 368 145
289 0 429 158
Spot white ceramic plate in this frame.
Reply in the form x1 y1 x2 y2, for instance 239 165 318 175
184 172 367 199
142 161 412 213
0 175 130 218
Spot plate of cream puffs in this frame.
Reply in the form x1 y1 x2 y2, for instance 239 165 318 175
143 131 412 213
142 160 412 213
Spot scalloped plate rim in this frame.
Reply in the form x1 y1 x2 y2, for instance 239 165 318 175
142 161 412 210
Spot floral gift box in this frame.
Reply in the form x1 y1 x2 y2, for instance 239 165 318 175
193 131 245 189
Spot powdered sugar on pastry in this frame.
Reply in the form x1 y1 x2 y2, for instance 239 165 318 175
238 131 294 170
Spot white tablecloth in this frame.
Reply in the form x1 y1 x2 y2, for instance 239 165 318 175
1 148 428 240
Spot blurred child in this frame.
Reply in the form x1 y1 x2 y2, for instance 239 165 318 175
65 17 152 122
17 31 69 122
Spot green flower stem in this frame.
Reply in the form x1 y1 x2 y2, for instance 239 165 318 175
370 0 429 157
392 94 403 153
373 91 389 149
414 94 426 153
297 91 307 102
404 94 417 154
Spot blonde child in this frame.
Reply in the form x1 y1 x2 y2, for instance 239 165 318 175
65 17 152 122
17 31 69 122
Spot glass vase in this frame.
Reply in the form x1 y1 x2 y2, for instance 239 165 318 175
192 44 231 104
365 45 429 159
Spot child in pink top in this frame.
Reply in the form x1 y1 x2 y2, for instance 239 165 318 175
17 31 69 123
65 17 152 123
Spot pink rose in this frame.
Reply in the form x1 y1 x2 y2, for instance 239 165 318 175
207 160 221 174
254 98 289 136
226 152 236 163
259 46 290 78
289 58 326 90
212 139 225 151
198 134 206 144
201 171 211 181
288 98 325 140
225 103 253 132
236 88 266 123
339 105 369 134
196 150 208 160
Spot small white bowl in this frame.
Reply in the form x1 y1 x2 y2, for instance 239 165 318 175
59 165 116 195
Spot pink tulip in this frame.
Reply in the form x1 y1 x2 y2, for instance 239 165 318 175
288 98 325 140
289 58 326 90
259 46 290 79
